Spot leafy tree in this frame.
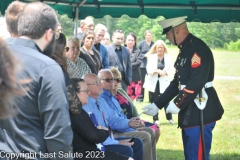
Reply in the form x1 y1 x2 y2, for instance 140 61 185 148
57 13 74 38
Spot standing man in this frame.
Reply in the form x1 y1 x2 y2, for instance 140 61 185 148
143 16 224 160
77 17 94 40
0 2 73 159
137 30 154 102
5 1 26 46
101 32 111 46
106 30 132 91
93 23 109 69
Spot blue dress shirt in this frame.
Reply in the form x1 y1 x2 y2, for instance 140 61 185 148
82 96 130 145
100 89 135 132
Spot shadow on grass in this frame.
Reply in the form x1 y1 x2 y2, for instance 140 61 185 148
156 149 240 160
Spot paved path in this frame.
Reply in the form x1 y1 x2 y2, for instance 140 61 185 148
215 76 240 80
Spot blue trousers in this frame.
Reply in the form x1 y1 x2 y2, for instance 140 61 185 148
105 137 143 160
182 122 216 160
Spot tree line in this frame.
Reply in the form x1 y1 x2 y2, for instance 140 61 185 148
58 14 240 51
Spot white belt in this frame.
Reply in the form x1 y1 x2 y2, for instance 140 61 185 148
180 81 213 90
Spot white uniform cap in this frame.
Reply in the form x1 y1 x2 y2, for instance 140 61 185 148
158 16 187 35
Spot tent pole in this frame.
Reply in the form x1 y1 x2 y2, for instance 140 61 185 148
74 6 79 37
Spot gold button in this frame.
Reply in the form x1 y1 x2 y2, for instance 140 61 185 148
179 98 181 100
177 63 179 65
176 70 178 72
183 94 185 96
178 76 180 78
176 103 178 105
180 45 182 48
179 57 180 59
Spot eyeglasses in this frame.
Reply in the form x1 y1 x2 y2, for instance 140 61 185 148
114 29 125 34
78 89 89 94
101 78 114 83
114 78 122 83
87 80 101 86
65 47 69 52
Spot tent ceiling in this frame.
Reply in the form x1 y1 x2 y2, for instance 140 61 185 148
1 0 240 22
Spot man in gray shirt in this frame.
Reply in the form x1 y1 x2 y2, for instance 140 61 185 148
0 2 73 159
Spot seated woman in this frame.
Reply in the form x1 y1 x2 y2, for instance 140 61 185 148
51 33 132 160
80 31 103 74
110 67 161 143
71 78 133 160
65 36 91 78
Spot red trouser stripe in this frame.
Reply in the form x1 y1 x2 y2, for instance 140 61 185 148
198 134 203 160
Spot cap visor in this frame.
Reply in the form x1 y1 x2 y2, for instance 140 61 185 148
162 26 172 35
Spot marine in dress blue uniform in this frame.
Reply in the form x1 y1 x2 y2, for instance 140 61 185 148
143 16 224 160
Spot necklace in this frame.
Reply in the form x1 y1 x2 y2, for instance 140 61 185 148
82 47 100 65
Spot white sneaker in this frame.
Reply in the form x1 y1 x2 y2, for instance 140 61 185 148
169 119 174 125
154 120 160 125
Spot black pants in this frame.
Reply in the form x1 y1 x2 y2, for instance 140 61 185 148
149 80 172 121
121 79 127 92
139 68 149 101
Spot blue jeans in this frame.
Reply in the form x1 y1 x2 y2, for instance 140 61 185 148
105 136 143 160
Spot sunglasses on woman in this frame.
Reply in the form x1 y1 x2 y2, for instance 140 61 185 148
114 78 122 83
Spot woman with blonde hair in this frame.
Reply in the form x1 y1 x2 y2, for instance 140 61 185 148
144 40 174 125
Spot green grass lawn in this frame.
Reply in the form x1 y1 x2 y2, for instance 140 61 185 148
134 48 240 160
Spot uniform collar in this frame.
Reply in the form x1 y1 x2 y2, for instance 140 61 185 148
177 33 193 50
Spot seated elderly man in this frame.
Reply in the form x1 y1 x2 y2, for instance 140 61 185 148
82 73 143 160
98 69 157 160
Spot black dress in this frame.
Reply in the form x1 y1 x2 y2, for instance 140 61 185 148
64 72 128 160
79 47 103 74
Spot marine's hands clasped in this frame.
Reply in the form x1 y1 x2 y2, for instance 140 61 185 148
141 102 180 116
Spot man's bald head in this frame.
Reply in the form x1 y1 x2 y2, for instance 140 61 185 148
82 73 102 99
82 73 98 84
80 17 94 32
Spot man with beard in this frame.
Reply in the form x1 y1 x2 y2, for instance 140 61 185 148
106 30 132 91
0 2 73 159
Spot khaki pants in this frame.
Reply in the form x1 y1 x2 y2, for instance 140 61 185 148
114 127 156 160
